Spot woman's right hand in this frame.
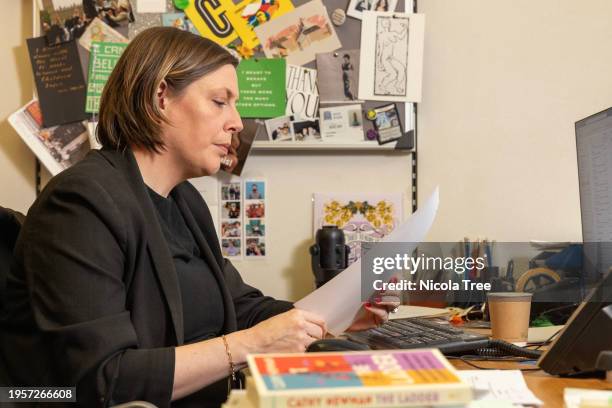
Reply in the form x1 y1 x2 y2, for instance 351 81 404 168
244 309 327 353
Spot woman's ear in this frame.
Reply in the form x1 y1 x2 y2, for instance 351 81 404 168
156 80 169 111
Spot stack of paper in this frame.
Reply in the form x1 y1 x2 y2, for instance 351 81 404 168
458 370 542 407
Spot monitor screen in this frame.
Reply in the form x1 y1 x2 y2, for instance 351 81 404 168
575 107 612 281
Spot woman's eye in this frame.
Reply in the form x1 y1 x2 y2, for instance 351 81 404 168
214 100 227 107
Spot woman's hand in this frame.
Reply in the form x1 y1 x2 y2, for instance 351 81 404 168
243 309 327 353
345 281 402 332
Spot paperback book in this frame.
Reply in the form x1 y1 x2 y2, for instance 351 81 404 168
246 348 472 407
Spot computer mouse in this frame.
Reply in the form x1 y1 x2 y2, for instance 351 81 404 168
306 338 371 352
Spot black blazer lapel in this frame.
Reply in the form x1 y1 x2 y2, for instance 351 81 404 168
98 148 185 345
172 185 238 333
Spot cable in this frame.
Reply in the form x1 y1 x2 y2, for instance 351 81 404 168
536 302 579 317
533 327 563 351
475 339 543 359
447 355 542 371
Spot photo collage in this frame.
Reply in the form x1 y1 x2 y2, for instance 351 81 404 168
220 179 267 259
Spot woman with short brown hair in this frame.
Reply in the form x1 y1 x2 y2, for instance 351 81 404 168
0 27 394 407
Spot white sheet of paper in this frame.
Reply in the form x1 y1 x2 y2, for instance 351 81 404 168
389 305 449 320
564 388 612 408
358 12 425 102
458 370 543 406
295 187 439 335
137 0 167 13
189 176 219 206
527 325 564 344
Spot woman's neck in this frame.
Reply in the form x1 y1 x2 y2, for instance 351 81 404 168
132 147 185 198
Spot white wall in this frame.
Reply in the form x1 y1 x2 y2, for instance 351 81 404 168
418 0 612 242
231 152 413 301
0 0 35 214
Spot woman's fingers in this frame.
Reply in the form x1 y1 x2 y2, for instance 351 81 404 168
303 321 325 340
299 309 328 335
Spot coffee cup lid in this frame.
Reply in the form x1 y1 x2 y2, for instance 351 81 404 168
487 292 533 301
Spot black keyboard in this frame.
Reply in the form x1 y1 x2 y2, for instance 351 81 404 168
347 317 490 355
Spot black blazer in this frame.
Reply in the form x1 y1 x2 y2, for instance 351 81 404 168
0 148 293 407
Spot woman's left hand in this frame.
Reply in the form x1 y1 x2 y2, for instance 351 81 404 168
345 293 401 332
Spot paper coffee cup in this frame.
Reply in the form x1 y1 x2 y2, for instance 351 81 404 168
487 292 532 346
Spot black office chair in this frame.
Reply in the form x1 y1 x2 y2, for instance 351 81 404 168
0 206 25 389
0 206 24 311
0 206 158 408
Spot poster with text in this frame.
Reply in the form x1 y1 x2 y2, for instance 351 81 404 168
184 0 238 46
285 64 319 120
237 58 287 118
27 36 87 127
86 42 127 113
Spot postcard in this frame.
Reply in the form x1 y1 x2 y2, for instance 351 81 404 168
264 115 294 141
9 100 90 176
286 64 319 120
313 192 403 264
86 42 128 114
220 0 295 49
137 0 166 13
291 119 321 142
221 238 242 258
245 180 265 200
27 36 87 127
161 12 200 34
38 0 89 45
221 220 242 238
245 200 265 218
372 103 403 144
79 17 128 51
358 12 425 102
346 0 398 20
316 49 362 103
319 104 364 141
220 182 241 201
184 0 238 46
245 219 265 237
245 237 266 257
222 201 241 219
236 58 286 118
255 0 341 66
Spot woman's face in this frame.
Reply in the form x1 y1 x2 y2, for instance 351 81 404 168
161 64 243 178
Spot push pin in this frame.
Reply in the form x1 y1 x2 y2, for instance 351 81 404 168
174 0 189 10
331 9 346 26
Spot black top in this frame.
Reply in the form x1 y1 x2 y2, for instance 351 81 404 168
147 187 224 343
0 148 294 408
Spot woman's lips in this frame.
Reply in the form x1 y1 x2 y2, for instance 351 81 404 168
216 144 230 155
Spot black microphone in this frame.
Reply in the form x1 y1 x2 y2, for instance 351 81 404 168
309 226 350 287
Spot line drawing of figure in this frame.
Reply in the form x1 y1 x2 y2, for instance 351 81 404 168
374 16 409 96
341 53 356 100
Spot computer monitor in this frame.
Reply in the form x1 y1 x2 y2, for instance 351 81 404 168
538 107 612 376
575 106 612 282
